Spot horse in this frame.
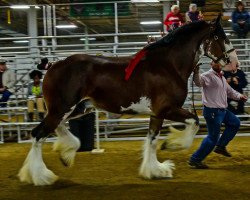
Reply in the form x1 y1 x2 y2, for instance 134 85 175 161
18 15 238 186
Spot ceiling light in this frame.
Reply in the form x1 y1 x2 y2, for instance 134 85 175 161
10 5 40 9
13 40 29 43
80 38 96 41
55 25 77 29
131 0 159 2
228 19 232 22
140 21 161 25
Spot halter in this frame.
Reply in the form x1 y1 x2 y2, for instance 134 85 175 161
203 34 235 65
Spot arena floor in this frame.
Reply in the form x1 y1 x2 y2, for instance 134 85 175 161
0 137 249 200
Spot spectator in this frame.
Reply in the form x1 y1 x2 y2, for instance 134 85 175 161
37 58 52 70
27 70 45 122
223 63 248 114
164 5 184 32
185 3 203 23
0 59 15 107
232 1 250 38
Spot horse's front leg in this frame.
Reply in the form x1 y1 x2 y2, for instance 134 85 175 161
160 108 199 151
139 116 175 179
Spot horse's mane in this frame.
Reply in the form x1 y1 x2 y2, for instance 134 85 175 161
146 20 207 50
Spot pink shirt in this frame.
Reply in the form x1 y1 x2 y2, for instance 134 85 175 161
194 69 241 108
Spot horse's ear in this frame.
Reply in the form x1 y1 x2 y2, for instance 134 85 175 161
216 13 222 24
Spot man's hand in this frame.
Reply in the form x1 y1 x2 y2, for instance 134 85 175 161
193 63 202 73
0 87 6 92
240 94 248 102
226 78 231 83
232 77 239 85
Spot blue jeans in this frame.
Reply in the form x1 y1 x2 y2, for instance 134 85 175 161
232 23 250 38
0 90 12 107
190 106 240 162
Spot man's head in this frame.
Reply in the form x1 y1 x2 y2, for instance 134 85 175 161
0 59 7 72
211 61 223 72
171 5 180 15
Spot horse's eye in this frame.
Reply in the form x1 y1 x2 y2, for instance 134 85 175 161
214 35 218 40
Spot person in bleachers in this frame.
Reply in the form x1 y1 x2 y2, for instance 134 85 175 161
164 5 184 32
223 63 248 115
185 3 203 23
231 1 250 38
0 59 16 107
27 70 45 122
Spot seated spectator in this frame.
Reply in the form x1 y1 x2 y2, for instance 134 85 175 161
185 3 203 23
164 5 184 32
0 59 15 107
223 63 248 114
37 58 52 70
27 70 45 121
232 1 250 38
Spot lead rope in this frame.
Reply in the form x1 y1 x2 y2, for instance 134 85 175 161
192 63 203 124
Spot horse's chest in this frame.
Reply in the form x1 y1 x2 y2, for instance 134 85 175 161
121 97 153 114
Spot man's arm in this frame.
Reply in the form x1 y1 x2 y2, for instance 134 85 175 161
193 66 209 87
226 82 247 101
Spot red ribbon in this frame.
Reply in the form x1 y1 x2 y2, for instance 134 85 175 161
125 49 147 80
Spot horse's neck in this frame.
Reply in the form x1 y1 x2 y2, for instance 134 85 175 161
171 25 210 81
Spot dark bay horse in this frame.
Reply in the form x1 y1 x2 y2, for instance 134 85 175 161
18 15 239 186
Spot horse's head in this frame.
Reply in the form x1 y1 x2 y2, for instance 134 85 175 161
202 14 239 68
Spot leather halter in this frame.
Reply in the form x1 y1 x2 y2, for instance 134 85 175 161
203 34 235 65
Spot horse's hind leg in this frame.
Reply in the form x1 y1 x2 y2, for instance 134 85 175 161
160 108 199 151
53 123 80 167
18 114 62 186
139 116 175 179
53 100 89 167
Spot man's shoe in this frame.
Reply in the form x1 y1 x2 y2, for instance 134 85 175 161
188 160 209 169
214 146 232 157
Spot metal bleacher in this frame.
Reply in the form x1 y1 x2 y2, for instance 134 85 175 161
1 0 250 143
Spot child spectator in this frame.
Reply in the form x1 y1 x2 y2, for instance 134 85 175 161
27 70 45 121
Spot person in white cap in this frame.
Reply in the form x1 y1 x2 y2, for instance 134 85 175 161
0 59 16 107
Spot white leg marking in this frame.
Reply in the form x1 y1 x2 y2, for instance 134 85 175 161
164 118 199 151
18 139 58 186
53 124 80 167
139 131 175 179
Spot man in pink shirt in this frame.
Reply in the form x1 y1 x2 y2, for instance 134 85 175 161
189 61 248 169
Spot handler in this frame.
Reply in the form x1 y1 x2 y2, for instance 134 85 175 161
189 61 248 169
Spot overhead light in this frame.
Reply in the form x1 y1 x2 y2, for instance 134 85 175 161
55 25 77 29
225 33 231 36
140 21 161 25
80 38 96 41
228 19 232 22
10 5 40 9
131 0 159 2
13 40 29 43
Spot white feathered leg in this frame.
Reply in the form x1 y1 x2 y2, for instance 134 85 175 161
18 139 58 186
139 130 175 179
161 118 199 151
53 124 80 167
